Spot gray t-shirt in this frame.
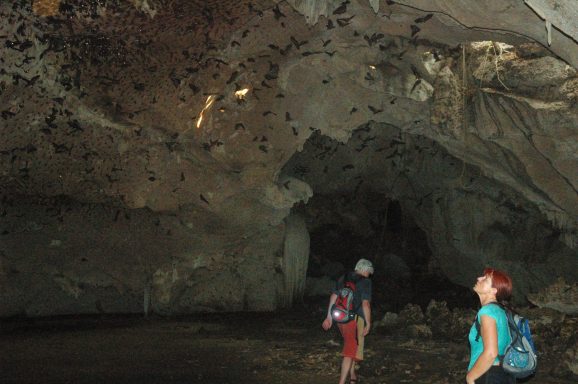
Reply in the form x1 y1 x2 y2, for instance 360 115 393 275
333 272 372 319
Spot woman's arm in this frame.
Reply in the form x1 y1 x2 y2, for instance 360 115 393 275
466 315 499 384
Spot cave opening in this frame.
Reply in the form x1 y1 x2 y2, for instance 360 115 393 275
297 193 476 313
281 125 489 313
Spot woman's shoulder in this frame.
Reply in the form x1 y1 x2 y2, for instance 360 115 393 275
478 303 506 318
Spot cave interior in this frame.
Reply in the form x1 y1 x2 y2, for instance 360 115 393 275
1 0 578 382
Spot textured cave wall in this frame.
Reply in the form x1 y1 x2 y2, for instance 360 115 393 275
0 196 303 316
283 124 577 303
1 1 312 316
0 0 577 315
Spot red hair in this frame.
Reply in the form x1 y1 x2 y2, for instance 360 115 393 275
484 268 513 302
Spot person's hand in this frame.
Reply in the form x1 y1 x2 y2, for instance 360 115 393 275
363 322 371 336
465 373 475 384
322 316 332 331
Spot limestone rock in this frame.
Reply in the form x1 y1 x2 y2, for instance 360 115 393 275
391 0 578 67
524 0 578 42
280 214 310 307
1 0 578 317
426 300 476 340
32 0 61 17
376 312 400 329
517 307 565 350
407 324 433 339
564 342 578 376
426 300 452 337
399 303 425 325
527 278 578 315
559 317 578 342
368 0 380 13
501 56 576 88
431 65 463 138
514 42 552 59
285 0 343 24
129 0 159 18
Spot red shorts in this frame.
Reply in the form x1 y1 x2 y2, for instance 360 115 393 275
337 316 365 361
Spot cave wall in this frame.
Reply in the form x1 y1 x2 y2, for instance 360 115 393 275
0 0 577 315
0 197 310 316
283 124 577 303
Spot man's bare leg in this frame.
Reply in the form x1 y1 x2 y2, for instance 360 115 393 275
349 361 358 382
338 356 353 384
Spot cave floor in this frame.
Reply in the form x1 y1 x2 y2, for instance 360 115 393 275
1 307 573 384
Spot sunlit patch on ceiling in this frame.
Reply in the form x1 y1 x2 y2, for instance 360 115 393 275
469 41 516 89
234 88 249 100
32 0 61 17
470 41 514 52
196 95 216 129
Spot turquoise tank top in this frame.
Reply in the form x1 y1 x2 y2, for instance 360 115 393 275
468 303 511 371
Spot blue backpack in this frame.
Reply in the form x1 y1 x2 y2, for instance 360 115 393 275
475 303 537 379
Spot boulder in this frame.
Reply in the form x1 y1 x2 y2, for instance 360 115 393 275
399 303 425 325
564 339 578 376
374 311 399 330
527 278 578 315
407 324 433 339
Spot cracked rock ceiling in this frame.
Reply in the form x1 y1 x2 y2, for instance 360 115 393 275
0 0 576 315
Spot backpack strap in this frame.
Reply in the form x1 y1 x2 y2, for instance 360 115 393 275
345 272 365 313
474 302 506 342
475 302 525 363
474 315 481 342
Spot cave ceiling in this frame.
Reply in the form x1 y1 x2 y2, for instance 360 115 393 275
1 0 577 298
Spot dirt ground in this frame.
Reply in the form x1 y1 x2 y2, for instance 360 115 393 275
1 305 575 384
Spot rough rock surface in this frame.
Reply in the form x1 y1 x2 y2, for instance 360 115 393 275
527 278 578 315
381 302 578 378
0 0 577 315
565 339 578 376
425 300 474 340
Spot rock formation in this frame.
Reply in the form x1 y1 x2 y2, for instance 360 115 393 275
0 0 576 316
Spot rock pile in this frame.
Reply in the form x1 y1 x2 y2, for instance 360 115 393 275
375 299 578 378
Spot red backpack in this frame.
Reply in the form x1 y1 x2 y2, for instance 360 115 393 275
331 274 360 323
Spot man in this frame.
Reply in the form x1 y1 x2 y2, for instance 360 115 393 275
322 258 374 384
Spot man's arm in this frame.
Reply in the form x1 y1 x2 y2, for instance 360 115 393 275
362 300 371 335
322 293 338 330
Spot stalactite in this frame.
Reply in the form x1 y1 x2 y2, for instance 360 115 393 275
280 215 310 307
524 0 578 46
143 279 151 317
369 0 380 13
544 209 578 249
285 0 344 24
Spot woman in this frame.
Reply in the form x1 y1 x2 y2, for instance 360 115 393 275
466 268 514 384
